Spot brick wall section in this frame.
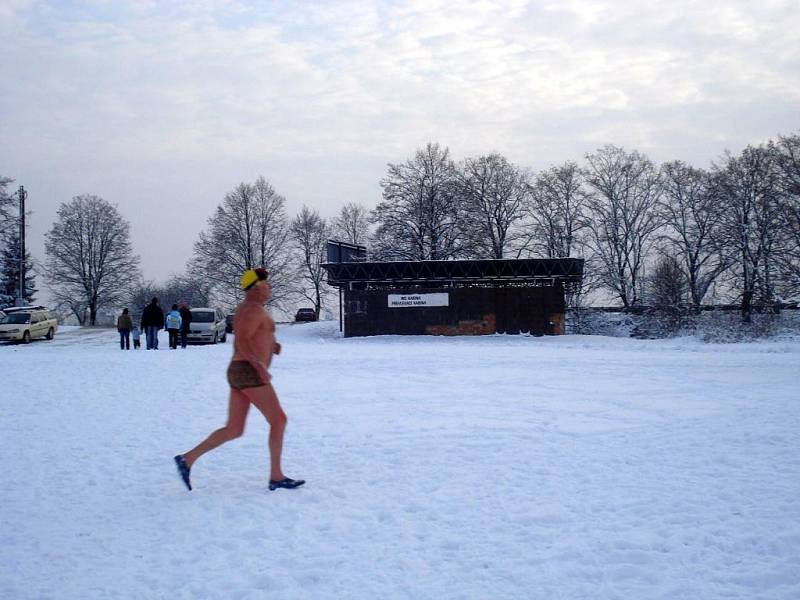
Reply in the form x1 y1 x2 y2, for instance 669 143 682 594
427 314 497 336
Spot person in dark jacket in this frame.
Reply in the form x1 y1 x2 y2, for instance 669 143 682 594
179 302 192 349
117 308 133 350
140 298 164 350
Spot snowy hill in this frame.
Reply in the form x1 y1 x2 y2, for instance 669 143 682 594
1 322 799 599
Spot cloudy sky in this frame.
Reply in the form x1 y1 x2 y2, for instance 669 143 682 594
1 0 799 285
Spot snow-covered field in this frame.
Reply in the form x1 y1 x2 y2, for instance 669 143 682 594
1 322 799 599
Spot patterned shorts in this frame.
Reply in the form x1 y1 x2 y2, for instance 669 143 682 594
227 361 265 390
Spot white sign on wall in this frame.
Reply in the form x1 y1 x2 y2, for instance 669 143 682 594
388 293 449 308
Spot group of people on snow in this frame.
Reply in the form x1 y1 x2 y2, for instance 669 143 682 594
116 298 193 350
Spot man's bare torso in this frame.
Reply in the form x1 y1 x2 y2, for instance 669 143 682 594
231 299 276 378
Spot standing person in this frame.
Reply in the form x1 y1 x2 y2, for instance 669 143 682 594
165 304 182 350
178 302 192 349
117 308 133 350
174 267 304 492
141 298 164 350
132 324 142 349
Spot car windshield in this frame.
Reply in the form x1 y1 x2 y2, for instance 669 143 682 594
192 311 215 323
3 313 31 324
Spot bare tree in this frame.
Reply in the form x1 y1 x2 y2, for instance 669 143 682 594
583 146 663 308
372 142 463 261
772 133 800 298
713 145 783 322
456 153 529 259
191 176 293 310
1 177 18 307
658 161 729 310
647 254 688 308
639 253 690 337
526 162 588 258
523 162 601 315
333 202 370 246
291 206 329 319
0 176 15 245
45 194 141 325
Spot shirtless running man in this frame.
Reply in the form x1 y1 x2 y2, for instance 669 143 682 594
174 267 304 492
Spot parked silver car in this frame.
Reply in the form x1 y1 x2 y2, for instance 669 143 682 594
186 307 227 344
0 308 58 343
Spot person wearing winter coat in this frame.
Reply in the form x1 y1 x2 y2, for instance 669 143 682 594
117 308 133 350
178 303 193 349
165 304 183 350
132 325 142 349
141 297 164 350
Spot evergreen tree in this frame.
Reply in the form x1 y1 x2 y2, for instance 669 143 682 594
0 231 36 306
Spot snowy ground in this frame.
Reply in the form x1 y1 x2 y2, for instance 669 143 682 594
1 322 799 599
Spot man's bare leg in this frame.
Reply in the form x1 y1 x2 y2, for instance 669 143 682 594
182 389 250 469
242 383 287 481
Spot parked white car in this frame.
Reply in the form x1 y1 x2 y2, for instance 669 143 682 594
0 308 58 343
186 307 227 344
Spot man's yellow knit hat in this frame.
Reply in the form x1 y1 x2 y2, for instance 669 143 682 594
240 267 269 290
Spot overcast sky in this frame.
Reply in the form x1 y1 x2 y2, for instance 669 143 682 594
2 0 799 287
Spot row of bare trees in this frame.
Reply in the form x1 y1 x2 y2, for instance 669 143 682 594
35 177 370 324
23 130 800 325
367 136 800 323
176 134 800 324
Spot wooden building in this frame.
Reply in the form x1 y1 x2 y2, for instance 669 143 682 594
323 257 584 338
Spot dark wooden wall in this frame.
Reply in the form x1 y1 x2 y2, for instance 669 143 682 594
343 285 565 337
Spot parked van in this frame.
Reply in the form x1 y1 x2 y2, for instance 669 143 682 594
186 307 227 344
0 308 58 343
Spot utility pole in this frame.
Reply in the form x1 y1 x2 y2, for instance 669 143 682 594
16 185 26 306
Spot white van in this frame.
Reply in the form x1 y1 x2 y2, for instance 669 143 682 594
186 307 227 344
0 309 58 343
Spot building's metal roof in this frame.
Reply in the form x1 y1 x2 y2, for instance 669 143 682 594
323 258 584 287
